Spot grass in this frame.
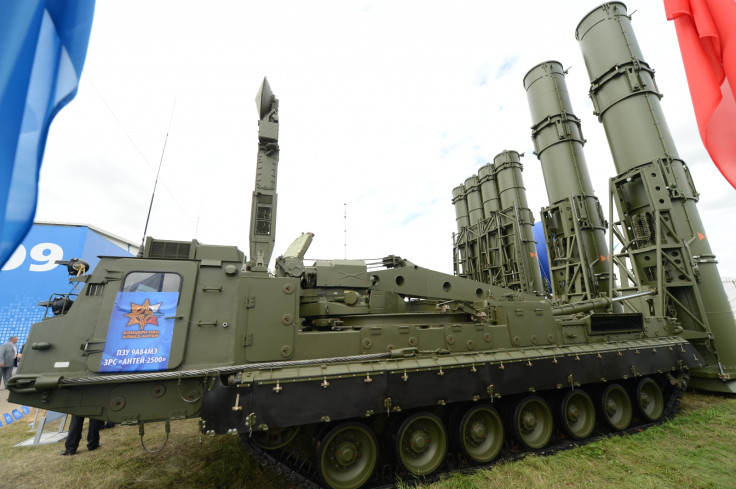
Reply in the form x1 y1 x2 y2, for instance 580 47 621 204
1 392 734 489
0 414 286 489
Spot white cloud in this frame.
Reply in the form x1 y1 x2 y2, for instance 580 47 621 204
38 0 736 277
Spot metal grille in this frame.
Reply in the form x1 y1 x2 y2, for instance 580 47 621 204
85 283 105 296
148 241 191 259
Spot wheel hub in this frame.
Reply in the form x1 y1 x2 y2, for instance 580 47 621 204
409 430 430 453
606 398 618 417
521 410 537 432
567 402 580 423
469 421 487 443
335 440 358 467
640 391 651 408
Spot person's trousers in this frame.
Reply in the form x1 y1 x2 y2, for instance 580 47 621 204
0 366 12 388
65 415 104 451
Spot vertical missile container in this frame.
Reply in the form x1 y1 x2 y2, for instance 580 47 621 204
493 150 546 296
478 162 503 284
452 183 472 278
523 61 613 304
576 2 736 392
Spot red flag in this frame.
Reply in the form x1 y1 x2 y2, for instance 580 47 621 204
665 0 736 189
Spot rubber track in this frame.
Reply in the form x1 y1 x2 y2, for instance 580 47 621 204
241 374 688 489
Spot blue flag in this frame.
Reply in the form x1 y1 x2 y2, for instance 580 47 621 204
0 0 95 267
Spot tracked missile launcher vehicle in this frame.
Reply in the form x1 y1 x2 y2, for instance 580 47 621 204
8 3 736 489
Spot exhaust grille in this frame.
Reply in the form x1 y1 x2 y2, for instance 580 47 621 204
146 240 193 259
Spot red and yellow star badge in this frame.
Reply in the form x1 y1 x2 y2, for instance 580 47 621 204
124 299 162 330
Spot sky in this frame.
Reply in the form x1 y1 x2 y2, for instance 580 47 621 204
36 0 736 278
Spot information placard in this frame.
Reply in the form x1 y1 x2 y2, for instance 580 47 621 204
100 291 179 372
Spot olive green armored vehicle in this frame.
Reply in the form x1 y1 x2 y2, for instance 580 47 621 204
9 3 736 489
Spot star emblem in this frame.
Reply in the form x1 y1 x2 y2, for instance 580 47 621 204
124 299 162 330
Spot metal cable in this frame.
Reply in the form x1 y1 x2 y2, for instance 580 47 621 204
58 351 398 386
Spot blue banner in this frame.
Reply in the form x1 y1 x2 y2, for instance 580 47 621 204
0 223 135 351
100 291 178 372
3 413 13 425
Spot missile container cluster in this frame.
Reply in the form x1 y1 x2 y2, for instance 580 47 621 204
452 150 546 296
8 3 736 489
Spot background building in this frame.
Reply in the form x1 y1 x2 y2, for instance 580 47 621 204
0 222 137 349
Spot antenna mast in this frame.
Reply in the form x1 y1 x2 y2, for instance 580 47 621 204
140 100 177 252
247 78 280 272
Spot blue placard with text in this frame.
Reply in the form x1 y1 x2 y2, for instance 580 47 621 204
100 291 179 372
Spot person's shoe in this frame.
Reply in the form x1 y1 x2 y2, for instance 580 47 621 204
88 443 101 451
60 449 76 456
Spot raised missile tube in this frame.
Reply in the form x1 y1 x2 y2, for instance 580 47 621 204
493 150 546 296
523 61 613 304
577 2 736 392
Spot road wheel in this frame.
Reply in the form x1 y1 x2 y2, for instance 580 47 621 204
559 390 595 440
512 395 553 449
600 384 632 431
316 422 378 489
394 412 447 476
635 377 664 422
452 404 504 463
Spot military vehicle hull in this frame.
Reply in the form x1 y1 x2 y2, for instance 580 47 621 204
9 249 701 488
202 338 696 435
7 4 736 488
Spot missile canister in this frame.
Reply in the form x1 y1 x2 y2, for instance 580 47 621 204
452 184 471 278
523 60 612 303
452 184 470 233
576 3 678 170
577 2 736 392
493 150 546 296
478 162 500 217
464 175 485 227
478 162 502 283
